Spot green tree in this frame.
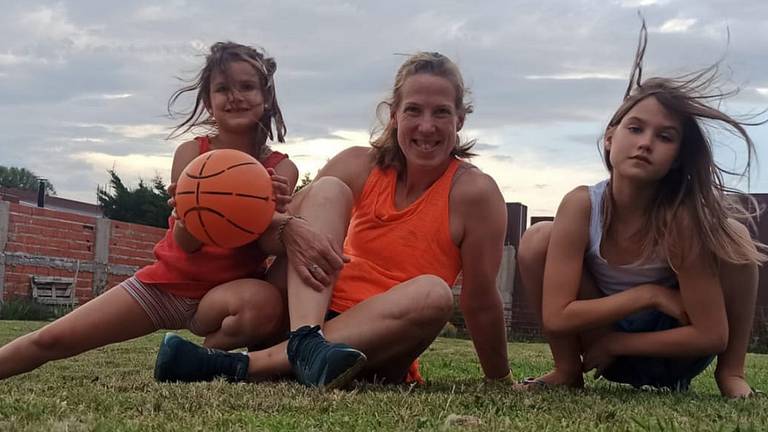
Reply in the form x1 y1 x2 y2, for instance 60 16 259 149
0 165 56 194
97 170 171 228
294 172 312 193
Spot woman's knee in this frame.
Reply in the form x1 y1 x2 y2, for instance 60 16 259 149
294 176 353 212
405 275 454 323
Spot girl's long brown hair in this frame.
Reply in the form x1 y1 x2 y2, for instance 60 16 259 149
602 21 767 269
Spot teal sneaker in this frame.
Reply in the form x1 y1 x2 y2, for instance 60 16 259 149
154 333 249 383
286 325 367 389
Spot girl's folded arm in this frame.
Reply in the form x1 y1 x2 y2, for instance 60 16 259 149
603 227 729 358
542 187 663 335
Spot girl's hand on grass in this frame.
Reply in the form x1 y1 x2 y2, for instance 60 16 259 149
268 168 292 213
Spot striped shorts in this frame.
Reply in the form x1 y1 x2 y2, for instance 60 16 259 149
120 276 203 333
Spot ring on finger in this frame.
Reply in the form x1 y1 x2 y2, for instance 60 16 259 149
309 264 322 274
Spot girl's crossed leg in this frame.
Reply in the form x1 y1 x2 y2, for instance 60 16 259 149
516 221 759 398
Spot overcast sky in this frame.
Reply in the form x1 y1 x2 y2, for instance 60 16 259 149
1 0 767 216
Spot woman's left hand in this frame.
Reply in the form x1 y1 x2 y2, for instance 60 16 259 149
268 168 292 213
582 333 617 377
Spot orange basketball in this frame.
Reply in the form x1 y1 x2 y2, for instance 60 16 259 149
175 149 275 248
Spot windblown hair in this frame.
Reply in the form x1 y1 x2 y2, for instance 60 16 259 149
601 21 767 269
167 42 286 155
370 52 476 173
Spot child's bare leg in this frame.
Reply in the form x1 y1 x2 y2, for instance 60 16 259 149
517 222 583 387
715 258 758 398
189 278 286 351
0 286 155 380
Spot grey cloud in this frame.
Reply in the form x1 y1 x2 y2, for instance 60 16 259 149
1 1 767 201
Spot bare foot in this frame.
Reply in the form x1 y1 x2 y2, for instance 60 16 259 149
513 369 584 391
716 373 755 399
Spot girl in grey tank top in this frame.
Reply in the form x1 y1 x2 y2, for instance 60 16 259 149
585 180 677 297
515 24 765 398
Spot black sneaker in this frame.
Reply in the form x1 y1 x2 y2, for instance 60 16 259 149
154 333 249 383
287 325 367 390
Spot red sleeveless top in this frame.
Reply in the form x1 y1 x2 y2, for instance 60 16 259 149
135 137 288 299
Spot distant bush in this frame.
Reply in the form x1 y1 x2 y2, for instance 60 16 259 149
0 298 73 321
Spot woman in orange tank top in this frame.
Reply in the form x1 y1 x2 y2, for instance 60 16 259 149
158 52 514 389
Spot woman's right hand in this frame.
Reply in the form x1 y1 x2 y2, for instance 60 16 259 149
281 216 349 292
648 284 690 325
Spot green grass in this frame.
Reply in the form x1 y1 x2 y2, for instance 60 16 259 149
0 321 766 431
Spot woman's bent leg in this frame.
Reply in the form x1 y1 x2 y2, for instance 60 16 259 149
157 274 453 386
284 176 353 329
248 274 453 382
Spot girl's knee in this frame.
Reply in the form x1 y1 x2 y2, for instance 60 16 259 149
235 286 285 333
236 308 284 340
30 325 69 354
517 222 552 267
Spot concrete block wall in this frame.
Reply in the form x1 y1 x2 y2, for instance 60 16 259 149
0 201 165 303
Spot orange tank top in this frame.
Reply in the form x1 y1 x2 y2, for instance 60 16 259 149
330 158 463 312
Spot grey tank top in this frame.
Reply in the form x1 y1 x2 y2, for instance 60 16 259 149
585 180 677 296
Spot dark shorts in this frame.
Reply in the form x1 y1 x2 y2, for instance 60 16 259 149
601 310 715 391
325 310 341 322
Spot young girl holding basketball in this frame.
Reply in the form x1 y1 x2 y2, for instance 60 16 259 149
517 25 766 398
0 41 327 381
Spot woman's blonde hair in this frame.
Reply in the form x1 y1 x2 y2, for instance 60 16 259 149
370 52 475 173
602 22 767 268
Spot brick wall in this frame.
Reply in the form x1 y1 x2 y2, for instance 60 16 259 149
0 201 165 303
